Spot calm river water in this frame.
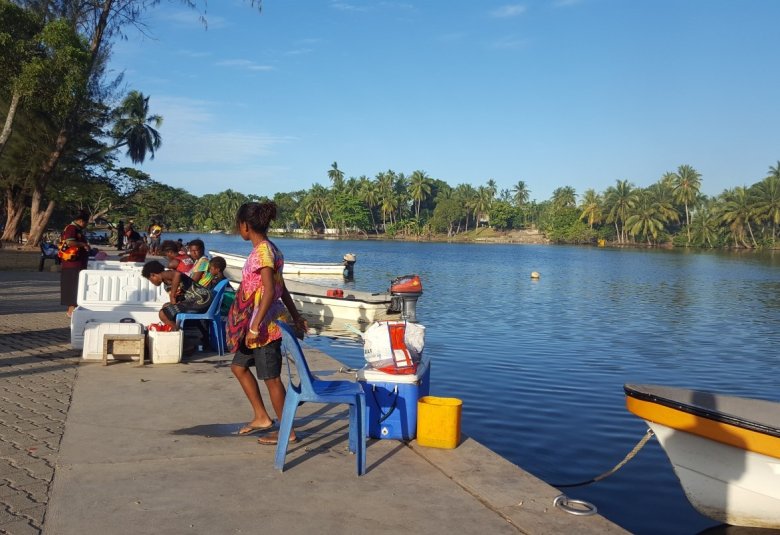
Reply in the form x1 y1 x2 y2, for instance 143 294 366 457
174 233 780 535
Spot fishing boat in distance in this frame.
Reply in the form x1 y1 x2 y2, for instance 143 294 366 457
217 251 423 325
624 384 780 529
211 250 355 277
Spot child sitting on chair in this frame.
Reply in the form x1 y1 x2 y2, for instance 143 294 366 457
141 260 213 330
199 256 235 315
198 256 228 289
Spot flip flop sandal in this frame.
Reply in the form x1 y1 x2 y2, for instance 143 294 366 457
237 422 274 436
257 434 298 446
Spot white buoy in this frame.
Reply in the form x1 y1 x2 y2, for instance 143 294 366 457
531 271 540 280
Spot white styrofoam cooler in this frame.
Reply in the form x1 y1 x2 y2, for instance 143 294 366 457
148 331 183 364
82 321 144 361
71 269 167 349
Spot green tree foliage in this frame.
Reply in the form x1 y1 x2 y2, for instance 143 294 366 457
488 200 516 231
539 206 593 244
111 90 163 164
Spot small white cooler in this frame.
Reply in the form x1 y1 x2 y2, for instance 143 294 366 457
82 321 144 362
148 331 183 364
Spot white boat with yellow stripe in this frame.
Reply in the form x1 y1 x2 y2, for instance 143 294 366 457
624 384 780 529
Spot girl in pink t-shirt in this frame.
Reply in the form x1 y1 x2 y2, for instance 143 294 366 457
226 202 307 443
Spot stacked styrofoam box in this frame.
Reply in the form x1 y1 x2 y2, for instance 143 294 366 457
70 269 167 349
82 322 144 361
148 330 183 364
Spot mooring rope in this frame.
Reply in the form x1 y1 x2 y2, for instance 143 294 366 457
551 428 655 488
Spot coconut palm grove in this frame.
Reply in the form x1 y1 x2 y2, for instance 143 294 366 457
1 2 779 250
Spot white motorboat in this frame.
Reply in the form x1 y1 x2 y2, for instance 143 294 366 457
218 252 422 325
624 384 780 529
211 249 355 277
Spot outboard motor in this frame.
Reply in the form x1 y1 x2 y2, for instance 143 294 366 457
389 274 423 322
343 253 357 280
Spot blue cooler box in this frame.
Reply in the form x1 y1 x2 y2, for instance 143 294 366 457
357 356 430 440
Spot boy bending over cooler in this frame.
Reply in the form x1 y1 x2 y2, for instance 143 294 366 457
141 260 213 330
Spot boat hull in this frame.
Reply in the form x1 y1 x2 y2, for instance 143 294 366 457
223 265 399 325
625 384 780 528
211 250 346 276
647 421 780 528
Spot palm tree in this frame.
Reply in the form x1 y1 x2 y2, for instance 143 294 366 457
454 184 477 232
672 164 702 243
343 176 360 197
579 189 603 229
486 179 498 199
375 172 397 228
111 90 163 164
327 161 345 190
474 186 493 227
296 197 317 231
409 170 432 220
308 183 331 229
752 172 780 243
512 180 530 207
358 176 379 233
552 186 577 210
690 201 720 248
605 180 638 243
646 179 681 226
719 187 758 248
380 192 399 227
625 190 665 245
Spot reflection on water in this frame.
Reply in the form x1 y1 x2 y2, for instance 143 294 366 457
174 233 780 535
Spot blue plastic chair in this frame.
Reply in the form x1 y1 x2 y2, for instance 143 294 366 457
175 279 230 355
274 320 367 476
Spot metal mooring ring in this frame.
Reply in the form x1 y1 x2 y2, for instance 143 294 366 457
553 494 598 516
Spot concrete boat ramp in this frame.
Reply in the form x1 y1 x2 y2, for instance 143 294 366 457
0 265 626 534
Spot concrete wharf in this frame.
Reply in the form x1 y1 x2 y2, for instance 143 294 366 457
0 249 627 534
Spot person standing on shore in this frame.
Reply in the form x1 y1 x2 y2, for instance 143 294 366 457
60 211 91 317
116 220 125 250
226 201 307 443
148 220 162 255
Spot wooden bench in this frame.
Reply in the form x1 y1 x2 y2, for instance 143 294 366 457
102 334 146 367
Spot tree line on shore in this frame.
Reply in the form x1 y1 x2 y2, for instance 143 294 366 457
19 157 780 251
0 0 260 247
2 3 778 250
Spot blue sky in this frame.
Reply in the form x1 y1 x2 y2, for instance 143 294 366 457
110 0 780 203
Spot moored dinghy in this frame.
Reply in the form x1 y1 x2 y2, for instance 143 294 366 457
210 249 354 277
624 384 780 529
216 250 423 325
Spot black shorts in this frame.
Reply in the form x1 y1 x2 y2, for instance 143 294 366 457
231 339 283 380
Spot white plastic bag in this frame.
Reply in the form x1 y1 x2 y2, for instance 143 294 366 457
363 321 425 369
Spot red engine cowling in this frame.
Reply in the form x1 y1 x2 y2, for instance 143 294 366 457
390 274 423 295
